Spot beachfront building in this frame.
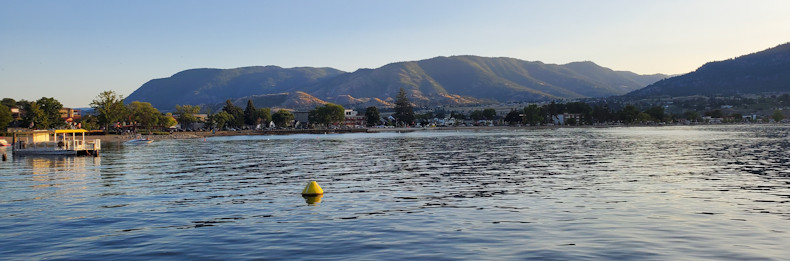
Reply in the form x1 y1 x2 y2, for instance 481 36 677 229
552 113 582 125
343 110 366 127
60 108 81 123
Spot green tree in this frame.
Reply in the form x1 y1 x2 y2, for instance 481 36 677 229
546 101 564 120
128 101 162 131
211 111 233 130
620 105 640 124
175 104 201 129
0 104 12 130
243 100 257 126
645 106 665 122
37 97 64 128
482 108 497 120
161 113 178 128
1 98 16 110
684 111 701 122
91 91 126 131
592 105 612 123
79 115 100 130
257 108 271 126
771 109 785 122
272 109 294 128
504 109 521 125
21 102 47 129
222 100 244 128
393 88 414 126
523 104 543 125
365 106 380 126
309 103 345 127
470 110 484 121
636 112 652 123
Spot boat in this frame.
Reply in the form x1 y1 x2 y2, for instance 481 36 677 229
125 136 153 144
0 139 10 147
11 129 101 156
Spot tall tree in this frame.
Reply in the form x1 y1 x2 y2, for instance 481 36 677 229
21 102 47 129
523 104 543 125
504 109 521 125
393 88 414 126
620 105 640 124
257 108 271 126
211 111 233 130
91 91 126 131
364 106 380 127
592 105 612 123
272 109 294 128
470 110 485 121
175 104 201 129
36 97 64 128
243 100 257 126
222 100 244 128
309 103 345 127
645 106 665 122
0 104 12 130
128 101 162 131
160 113 178 128
482 108 497 120
1 98 16 110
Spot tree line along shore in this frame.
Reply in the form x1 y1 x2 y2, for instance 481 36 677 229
2 89 789 140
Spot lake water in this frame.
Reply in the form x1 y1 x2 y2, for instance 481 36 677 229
1 125 789 260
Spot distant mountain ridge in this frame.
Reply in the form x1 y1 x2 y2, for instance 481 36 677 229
626 42 790 98
126 56 667 111
126 66 344 111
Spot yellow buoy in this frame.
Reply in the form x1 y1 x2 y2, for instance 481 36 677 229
301 181 324 196
303 194 323 205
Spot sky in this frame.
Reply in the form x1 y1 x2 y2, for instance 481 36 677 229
1 0 789 108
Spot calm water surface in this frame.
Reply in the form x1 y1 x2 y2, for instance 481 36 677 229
1 125 789 260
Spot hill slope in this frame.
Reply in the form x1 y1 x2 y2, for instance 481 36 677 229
303 56 666 106
627 43 790 98
126 66 344 111
126 56 666 110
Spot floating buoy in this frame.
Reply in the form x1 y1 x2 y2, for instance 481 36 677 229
303 194 323 205
301 181 324 196
2 153 6 161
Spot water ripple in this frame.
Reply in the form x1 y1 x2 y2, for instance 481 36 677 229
1 126 789 259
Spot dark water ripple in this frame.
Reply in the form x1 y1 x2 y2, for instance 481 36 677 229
1 125 789 260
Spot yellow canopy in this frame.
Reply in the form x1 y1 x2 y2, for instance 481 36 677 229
54 129 88 134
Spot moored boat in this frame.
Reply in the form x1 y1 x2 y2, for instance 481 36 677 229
12 129 101 156
125 136 153 144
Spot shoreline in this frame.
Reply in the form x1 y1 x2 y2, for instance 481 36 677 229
87 122 782 143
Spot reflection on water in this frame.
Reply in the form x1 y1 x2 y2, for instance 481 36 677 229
303 194 323 205
0 125 789 260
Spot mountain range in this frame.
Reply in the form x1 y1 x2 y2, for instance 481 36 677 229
126 56 667 111
626 42 790 98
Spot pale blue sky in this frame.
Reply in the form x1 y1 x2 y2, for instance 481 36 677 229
2 0 789 107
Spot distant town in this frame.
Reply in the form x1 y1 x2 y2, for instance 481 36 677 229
1 87 788 138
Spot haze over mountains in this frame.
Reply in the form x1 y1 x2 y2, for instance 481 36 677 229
126 56 667 111
626 42 790 98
